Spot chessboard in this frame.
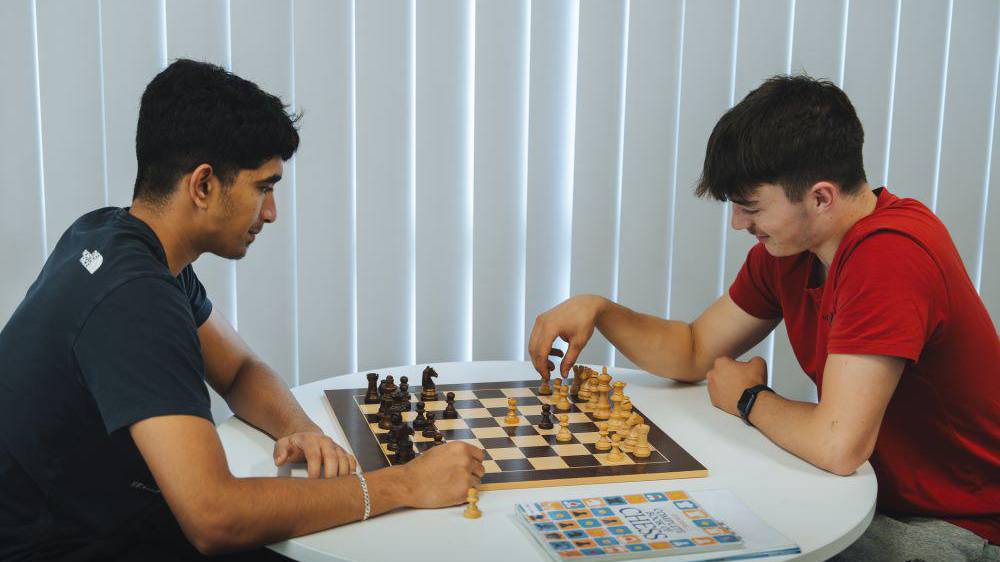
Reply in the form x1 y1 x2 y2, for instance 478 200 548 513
325 371 707 491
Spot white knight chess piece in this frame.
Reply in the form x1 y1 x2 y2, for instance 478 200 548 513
79 249 103 274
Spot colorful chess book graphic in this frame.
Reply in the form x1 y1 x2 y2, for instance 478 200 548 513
514 489 751 561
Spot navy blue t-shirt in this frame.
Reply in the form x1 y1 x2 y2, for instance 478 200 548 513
0 207 214 559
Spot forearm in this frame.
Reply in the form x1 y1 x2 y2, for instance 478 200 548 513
748 392 860 475
200 466 408 553
224 359 318 439
595 299 701 382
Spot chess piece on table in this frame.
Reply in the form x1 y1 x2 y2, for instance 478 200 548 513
399 377 411 411
595 370 612 420
394 424 415 463
586 376 599 410
607 433 624 462
378 399 393 430
422 412 438 438
504 397 519 424
556 384 571 412
364 372 380 404
413 402 428 430
381 375 397 400
387 413 403 451
431 433 445 447
577 370 591 401
595 421 612 451
421 366 439 401
463 488 481 519
551 378 562 403
608 383 624 431
633 424 651 458
443 391 458 419
570 370 582 398
556 414 572 442
537 404 554 430
623 425 638 453
538 376 552 396
392 388 407 416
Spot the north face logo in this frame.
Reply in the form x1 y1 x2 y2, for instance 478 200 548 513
80 249 103 274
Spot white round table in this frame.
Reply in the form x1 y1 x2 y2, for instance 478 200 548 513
216 361 876 562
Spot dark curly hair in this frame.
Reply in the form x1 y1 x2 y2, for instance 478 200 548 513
132 59 300 203
696 74 866 203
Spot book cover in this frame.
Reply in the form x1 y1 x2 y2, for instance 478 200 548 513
514 489 800 561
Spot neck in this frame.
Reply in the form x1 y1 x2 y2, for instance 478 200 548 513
129 200 199 277
812 186 879 267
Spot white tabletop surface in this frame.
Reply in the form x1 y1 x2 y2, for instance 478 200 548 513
216 361 876 562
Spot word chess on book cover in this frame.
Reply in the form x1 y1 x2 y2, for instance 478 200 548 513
515 490 743 561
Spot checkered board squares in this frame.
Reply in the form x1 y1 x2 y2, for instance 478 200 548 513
325 379 707 490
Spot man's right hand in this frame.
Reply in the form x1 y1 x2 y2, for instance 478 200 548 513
400 442 485 508
529 294 609 380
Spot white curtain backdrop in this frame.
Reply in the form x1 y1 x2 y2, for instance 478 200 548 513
3 0 999 423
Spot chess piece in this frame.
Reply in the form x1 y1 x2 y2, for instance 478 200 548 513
364 372 380 404
607 433 624 462
608 383 624 431
556 414 572 442
381 375 397 400
595 370 612 420
463 488 481 519
623 425 638 453
626 412 643 431
577 370 591 401
389 413 404 450
443 391 458 419
552 377 562 401
378 399 393 430
421 366 439 401
586 376 599 410
392 388 407 415
633 424 651 458
556 384 571 412
431 433 445 447
538 377 552 396
570 371 582 398
399 377 411 411
395 426 415 463
505 397 519 424
537 404 554 430
422 412 438 438
413 402 428 430
595 421 612 451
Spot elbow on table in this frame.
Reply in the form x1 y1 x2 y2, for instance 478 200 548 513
177 491 254 555
823 443 871 477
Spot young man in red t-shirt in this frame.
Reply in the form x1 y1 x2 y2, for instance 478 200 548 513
528 76 999 561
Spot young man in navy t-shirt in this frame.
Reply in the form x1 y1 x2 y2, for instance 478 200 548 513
0 60 484 561
529 76 999 561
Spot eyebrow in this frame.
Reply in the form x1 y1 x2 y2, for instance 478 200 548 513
731 198 758 207
257 174 282 185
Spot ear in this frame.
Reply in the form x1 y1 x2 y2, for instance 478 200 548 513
809 181 837 213
186 163 215 210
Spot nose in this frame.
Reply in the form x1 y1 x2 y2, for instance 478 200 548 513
731 205 751 231
261 192 276 223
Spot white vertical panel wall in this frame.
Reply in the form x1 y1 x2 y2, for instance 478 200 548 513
355 0 413 372
294 0 356 383
0 0 46 322
615 0 683 369
5 0 1000 419
415 0 472 366
568 0 629 367
472 0 530 360
523 0 578 361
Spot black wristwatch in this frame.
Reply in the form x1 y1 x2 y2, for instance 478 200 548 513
737 384 773 427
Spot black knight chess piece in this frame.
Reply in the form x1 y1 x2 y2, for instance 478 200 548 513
421 366 439 401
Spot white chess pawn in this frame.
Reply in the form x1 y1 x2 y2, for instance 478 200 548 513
557 384 571 411
556 414 572 442
607 434 624 462
595 421 612 451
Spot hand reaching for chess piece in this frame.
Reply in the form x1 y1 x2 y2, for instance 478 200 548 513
398 442 485 508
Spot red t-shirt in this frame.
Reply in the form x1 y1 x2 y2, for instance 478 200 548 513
729 187 1000 543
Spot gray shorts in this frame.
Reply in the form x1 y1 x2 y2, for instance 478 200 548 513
830 512 999 562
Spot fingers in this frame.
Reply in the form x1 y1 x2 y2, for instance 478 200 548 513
302 438 323 479
319 440 339 478
273 440 294 466
560 342 583 378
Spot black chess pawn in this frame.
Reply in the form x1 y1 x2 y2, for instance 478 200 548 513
413 402 428 430
431 434 444 447
392 388 406 413
422 412 438 438
538 403 554 430
399 380 411 412
442 391 458 419
364 372 380 404
379 374 395 399
387 413 403 451
395 424 415 463
378 405 392 430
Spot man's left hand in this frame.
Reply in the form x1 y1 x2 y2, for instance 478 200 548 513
273 431 357 478
706 356 768 417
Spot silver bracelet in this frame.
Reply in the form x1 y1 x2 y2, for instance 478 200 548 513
355 471 371 521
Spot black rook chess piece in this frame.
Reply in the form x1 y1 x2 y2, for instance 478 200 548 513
364 372 380 404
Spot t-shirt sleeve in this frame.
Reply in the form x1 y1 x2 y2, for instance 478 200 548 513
728 242 782 320
179 264 212 327
74 276 212 434
828 232 946 361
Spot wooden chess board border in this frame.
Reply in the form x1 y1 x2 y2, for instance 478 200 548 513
326 379 707 490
